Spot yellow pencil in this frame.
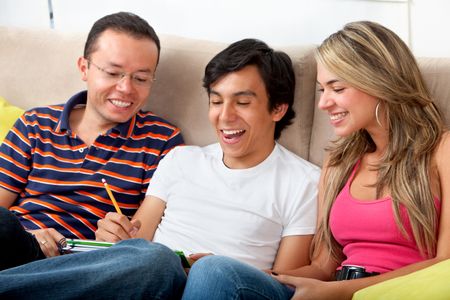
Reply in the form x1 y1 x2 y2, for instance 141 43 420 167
101 178 122 214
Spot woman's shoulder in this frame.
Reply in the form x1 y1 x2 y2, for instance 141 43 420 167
432 131 450 199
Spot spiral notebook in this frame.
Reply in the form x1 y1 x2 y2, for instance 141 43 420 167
58 239 190 268
59 239 114 253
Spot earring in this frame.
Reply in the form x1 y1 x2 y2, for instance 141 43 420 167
375 101 383 127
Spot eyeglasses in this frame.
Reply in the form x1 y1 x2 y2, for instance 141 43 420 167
86 59 156 87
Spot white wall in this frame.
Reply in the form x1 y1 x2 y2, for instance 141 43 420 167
0 0 49 28
410 0 450 57
0 0 448 57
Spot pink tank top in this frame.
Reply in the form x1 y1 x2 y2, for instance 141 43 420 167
329 161 440 274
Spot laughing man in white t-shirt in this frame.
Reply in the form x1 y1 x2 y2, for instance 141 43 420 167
96 38 319 275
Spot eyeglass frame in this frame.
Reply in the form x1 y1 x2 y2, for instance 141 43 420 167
85 58 156 88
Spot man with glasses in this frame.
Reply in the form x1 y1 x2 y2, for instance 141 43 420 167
0 12 183 271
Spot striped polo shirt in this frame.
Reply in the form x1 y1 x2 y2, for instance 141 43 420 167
0 91 184 239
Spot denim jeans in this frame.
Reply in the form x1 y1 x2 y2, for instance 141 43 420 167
0 207 45 271
0 239 187 299
182 255 294 300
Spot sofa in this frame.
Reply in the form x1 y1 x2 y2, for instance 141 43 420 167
1 25 450 298
1 26 450 167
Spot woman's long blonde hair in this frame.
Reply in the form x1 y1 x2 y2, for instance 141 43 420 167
313 21 443 263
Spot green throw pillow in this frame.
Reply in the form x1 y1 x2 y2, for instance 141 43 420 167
0 97 24 144
353 259 450 300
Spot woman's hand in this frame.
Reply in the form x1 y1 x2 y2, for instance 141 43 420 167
273 274 345 300
28 228 65 258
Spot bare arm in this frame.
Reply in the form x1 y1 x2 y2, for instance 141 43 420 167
272 155 345 297
278 155 340 279
132 195 166 240
271 235 314 272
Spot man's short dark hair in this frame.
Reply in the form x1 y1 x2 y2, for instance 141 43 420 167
84 12 160 64
203 38 296 140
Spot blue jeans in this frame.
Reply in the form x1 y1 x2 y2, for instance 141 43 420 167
182 255 294 300
0 239 187 299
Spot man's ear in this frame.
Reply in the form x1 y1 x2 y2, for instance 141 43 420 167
77 56 88 82
272 103 288 122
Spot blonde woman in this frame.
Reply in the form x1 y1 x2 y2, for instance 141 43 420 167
181 21 450 300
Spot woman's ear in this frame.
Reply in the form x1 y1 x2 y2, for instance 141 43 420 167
272 103 288 122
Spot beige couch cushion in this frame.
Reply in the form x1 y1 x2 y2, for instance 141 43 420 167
0 27 86 108
280 47 317 160
419 58 450 124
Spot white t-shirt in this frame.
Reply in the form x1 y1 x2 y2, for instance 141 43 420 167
147 143 320 269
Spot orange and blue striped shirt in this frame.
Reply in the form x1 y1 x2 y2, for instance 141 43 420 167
0 91 184 239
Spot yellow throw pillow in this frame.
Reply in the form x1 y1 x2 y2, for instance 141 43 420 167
353 259 450 300
0 97 24 144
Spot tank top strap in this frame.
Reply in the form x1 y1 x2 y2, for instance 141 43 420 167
344 159 361 188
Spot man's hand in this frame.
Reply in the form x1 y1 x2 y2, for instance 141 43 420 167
96 212 141 242
28 228 65 258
